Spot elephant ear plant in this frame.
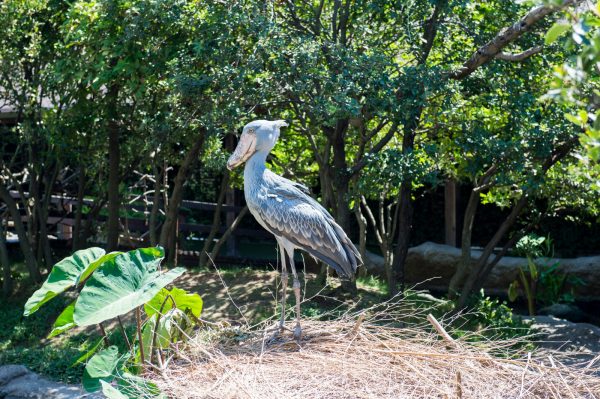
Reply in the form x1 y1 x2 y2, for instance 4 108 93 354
23 246 202 399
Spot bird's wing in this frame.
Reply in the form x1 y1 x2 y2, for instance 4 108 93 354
291 181 311 195
256 173 360 279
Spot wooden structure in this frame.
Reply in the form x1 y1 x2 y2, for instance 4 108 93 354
6 190 271 263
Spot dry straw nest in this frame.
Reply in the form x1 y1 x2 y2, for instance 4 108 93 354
151 298 600 399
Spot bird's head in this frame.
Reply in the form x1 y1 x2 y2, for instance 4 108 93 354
226 119 288 170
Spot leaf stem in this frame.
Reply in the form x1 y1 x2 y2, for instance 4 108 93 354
136 307 145 366
117 316 132 351
149 293 176 364
98 322 110 346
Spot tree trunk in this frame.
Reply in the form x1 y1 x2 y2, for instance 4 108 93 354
390 180 413 296
106 84 121 252
0 219 12 297
353 204 368 278
0 184 41 283
39 161 59 267
73 166 86 250
473 232 523 294
199 172 229 267
29 170 41 265
457 195 529 308
448 188 479 298
444 179 457 247
331 120 351 231
389 113 419 296
159 132 206 263
37 205 52 268
209 206 248 261
82 199 106 246
387 0 448 296
149 161 162 247
331 120 356 294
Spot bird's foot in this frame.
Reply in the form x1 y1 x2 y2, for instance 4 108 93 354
293 323 302 342
264 323 292 344
264 327 283 345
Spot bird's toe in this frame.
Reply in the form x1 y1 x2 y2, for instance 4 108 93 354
293 323 302 341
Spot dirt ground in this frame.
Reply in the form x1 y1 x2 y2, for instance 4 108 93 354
176 268 281 324
173 267 384 326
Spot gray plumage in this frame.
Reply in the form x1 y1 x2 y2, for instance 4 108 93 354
246 169 359 279
227 119 361 340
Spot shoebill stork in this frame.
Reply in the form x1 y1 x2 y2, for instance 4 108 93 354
226 119 361 340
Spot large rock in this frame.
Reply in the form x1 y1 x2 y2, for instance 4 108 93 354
524 315 600 368
538 303 588 322
525 316 600 354
0 365 102 399
365 242 600 301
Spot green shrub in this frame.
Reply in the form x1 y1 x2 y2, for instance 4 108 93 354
22 246 202 398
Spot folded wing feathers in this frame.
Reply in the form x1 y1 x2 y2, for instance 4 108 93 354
259 173 360 279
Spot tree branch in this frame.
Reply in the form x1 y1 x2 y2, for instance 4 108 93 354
495 45 543 61
449 0 581 80
360 196 383 246
420 0 449 64
349 122 398 176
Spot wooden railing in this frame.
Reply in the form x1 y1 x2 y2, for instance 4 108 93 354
5 191 273 259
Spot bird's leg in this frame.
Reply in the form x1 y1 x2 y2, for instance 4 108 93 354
288 252 302 341
266 243 289 343
279 242 288 332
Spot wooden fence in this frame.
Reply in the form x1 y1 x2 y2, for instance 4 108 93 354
6 190 274 264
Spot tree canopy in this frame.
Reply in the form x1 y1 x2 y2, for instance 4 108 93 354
1 0 598 303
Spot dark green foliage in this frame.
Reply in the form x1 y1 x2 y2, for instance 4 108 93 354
0 294 90 383
508 234 585 315
459 291 530 344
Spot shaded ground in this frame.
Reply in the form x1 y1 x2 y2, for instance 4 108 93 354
525 315 600 369
0 265 387 384
175 267 388 325
0 365 103 399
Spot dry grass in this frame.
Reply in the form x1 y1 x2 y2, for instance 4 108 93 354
149 297 600 399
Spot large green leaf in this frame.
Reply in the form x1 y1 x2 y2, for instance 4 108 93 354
141 314 157 359
156 308 189 348
24 247 106 316
83 346 120 392
76 251 123 286
508 281 520 302
48 301 76 338
73 247 185 326
118 372 166 399
145 287 203 318
101 381 129 399
140 308 192 358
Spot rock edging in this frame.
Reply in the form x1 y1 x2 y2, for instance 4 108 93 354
0 365 103 399
364 242 600 300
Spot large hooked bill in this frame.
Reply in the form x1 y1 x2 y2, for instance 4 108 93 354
227 129 257 170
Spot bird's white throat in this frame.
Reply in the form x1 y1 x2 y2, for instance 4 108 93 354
243 149 270 192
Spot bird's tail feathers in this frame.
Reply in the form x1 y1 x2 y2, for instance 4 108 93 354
330 222 362 278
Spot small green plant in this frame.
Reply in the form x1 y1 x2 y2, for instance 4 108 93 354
462 290 530 342
508 257 540 316
508 234 583 315
23 246 202 398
